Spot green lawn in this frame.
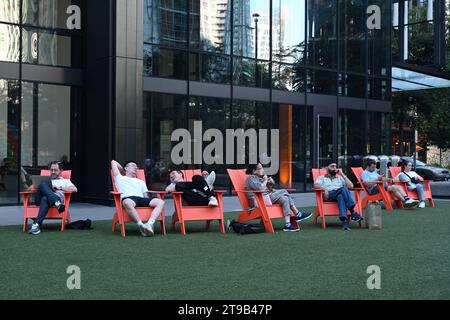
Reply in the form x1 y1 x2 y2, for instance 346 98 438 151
0 201 449 300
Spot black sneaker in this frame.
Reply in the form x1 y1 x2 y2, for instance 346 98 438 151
54 201 65 214
295 211 312 222
283 223 300 232
350 212 363 222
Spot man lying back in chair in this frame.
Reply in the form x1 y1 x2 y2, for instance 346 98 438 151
314 163 363 231
111 160 165 237
29 161 78 235
165 170 218 207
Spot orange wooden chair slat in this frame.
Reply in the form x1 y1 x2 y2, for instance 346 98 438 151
351 167 403 211
227 169 299 233
171 169 225 235
110 169 166 237
20 170 74 232
312 168 363 229
389 166 435 208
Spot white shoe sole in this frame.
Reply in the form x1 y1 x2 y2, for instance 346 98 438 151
143 224 154 237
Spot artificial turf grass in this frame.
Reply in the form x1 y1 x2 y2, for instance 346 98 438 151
0 201 449 300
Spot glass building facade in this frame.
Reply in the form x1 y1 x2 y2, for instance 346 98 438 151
0 0 397 205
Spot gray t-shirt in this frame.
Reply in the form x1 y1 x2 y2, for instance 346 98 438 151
315 175 346 192
245 175 269 208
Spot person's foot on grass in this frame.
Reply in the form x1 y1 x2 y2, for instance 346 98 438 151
418 201 426 208
403 198 418 208
29 223 41 235
283 223 300 232
54 201 65 214
143 222 154 237
342 219 350 231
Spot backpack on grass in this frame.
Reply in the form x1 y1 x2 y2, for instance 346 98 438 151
227 219 265 235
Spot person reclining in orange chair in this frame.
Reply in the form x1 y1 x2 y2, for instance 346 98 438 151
314 163 363 231
111 160 165 237
29 161 78 235
165 169 218 207
245 163 312 233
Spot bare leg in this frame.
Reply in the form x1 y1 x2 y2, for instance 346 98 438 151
149 198 164 221
388 185 406 200
122 199 142 224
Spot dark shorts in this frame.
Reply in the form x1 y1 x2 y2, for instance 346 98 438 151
122 196 153 207
367 183 389 195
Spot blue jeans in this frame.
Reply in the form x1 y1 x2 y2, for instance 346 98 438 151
408 183 425 202
326 187 356 220
34 179 61 226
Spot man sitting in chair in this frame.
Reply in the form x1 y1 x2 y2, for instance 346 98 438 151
165 170 218 207
29 161 78 235
111 160 165 237
362 159 418 209
314 163 363 231
245 163 312 232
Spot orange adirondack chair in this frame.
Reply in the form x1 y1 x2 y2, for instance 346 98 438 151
389 166 435 208
351 167 403 210
227 169 299 233
312 168 363 229
111 169 166 237
21 170 74 232
171 169 225 235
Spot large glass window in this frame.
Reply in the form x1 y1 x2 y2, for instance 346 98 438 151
307 0 337 69
446 0 450 70
144 44 188 79
368 0 391 76
21 82 71 168
22 0 76 29
0 0 21 24
0 79 20 204
0 23 20 62
143 92 187 190
339 0 366 73
272 0 306 65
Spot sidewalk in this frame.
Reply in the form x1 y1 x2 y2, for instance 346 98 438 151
0 193 318 227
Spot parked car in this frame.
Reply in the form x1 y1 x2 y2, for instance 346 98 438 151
399 157 450 181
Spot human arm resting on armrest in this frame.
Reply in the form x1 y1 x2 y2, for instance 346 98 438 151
165 183 176 193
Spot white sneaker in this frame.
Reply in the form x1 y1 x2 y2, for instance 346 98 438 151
143 222 154 237
138 223 147 237
418 201 426 208
205 171 216 191
404 198 419 208
208 196 219 207
29 223 41 235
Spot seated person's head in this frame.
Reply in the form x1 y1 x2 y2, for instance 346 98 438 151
124 161 138 177
246 163 264 176
402 160 413 172
327 163 337 176
169 170 184 183
49 161 63 179
366 159 377 172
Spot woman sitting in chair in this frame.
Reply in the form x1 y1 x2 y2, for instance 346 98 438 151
396 160 426 208
245 163 312 232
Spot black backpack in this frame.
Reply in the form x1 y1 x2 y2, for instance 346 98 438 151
66 219 93 230
228 220 265 235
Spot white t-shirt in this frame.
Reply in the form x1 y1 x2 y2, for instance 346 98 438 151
114 174 148 199
51 177 75 203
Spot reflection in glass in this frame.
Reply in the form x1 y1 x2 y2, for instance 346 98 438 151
272 0 306 64
407 0 434 24
307 69 337 95
307 0 337 69
189 52 230 84
0 79 20 204
368 0 391 76
190 0 231 54
233 0 270 60
144 44 187 79
233 57 270 88
339 73 366 98
407 22 434 66
0 23 20 62
143 0 188 48
22 28 73 67
143 92 187 190
0 0 20 23
272 63 305 92
23 0 74 29
340 0 366 73
338 109 366 175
